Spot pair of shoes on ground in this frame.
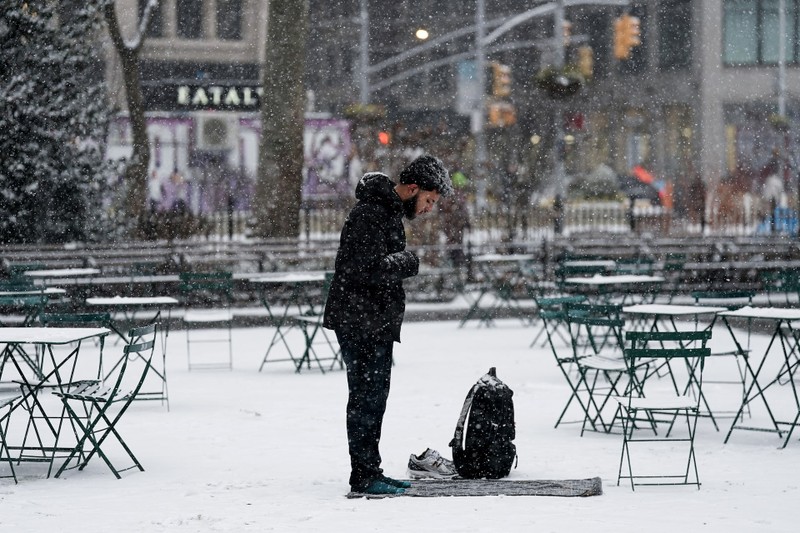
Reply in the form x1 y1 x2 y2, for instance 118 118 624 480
353 475 411 495
407 448 458 479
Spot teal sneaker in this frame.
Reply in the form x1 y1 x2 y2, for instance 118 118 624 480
380 474 412 489
358 479 406 495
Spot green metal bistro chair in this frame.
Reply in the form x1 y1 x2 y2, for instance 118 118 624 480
564 308 630 435
614 257 655 276
541 308 617 434
0 278 37 292
0 294 48 327
566 302 625 351
53 323 158 479
179 272 233 370
554 262 609 290
529 294 587 349
780 270 800 305
614 329 712 490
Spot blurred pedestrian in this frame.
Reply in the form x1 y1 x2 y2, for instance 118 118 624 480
163 168 188 215
148 170 164 213
441 167 470 266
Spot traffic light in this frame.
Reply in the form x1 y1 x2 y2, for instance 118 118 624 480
491 62 512 98
613 14 641 60
487 102 516 128
576 45 594 78
562 20 573 46
377 131 391 145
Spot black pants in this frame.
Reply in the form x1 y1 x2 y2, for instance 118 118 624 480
336 331 394 490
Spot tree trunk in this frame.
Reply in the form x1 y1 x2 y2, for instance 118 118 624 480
104 3 150 237
254 0 309 239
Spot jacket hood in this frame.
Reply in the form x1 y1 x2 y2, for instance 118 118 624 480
355 172 401 211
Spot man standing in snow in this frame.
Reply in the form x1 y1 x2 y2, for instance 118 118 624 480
323 154 453 495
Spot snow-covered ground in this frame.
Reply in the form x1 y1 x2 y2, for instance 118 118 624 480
1 315 798 532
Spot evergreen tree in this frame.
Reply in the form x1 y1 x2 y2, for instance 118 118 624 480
0 0 111 244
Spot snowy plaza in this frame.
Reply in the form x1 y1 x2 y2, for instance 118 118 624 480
1 308 798 532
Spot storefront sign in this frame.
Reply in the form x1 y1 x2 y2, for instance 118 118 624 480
143 83 263 111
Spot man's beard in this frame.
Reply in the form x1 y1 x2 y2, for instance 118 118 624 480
402 197 417 220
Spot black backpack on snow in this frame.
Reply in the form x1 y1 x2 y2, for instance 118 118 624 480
449 367 517 479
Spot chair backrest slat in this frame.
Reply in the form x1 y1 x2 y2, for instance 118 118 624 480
627 347 710 359
124 339 156 355
626 330 712 343
40 312 111 327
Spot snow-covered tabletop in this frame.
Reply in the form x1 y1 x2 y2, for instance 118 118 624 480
248 272 328 284
0 287 66 297
623 304 728 316
718 306 800 321
0 327 110 344
564 274 664 285
86 296 179 306
23 268 101 278
473 254 536 263
561 259 616 269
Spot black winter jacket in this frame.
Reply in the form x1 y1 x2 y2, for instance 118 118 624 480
322 172 419 342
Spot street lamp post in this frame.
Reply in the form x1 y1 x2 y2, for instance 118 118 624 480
474 0 488 208
359 0 369 105
553 0 566 234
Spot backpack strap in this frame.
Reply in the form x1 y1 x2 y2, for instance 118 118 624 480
449 382 480 449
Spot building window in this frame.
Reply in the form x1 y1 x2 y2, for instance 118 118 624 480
139 0 163 38
176 0 204 39
217 0 243 40
658 0 692 70
432 65 451 93
724 0 798 65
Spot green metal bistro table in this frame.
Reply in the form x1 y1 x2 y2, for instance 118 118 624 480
622 303 727 332
563 274 665 305
459 254 536 328
622 303 730 430
0 326 109 477
85 296 177 407
719 306 800 448
85 296 177 344
250 272 329 371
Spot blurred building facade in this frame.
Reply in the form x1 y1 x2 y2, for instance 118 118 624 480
104 0 270 215
103 1 800 218
308 0 800 217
